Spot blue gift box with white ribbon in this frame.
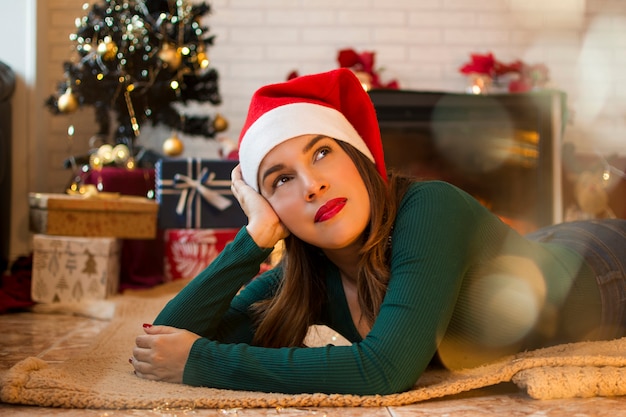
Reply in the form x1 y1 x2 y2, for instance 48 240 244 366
155 158 247 229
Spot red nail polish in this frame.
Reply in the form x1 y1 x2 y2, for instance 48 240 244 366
129 358 133 364
143 323 152 328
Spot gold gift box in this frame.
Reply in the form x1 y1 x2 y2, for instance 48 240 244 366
29 192 158 239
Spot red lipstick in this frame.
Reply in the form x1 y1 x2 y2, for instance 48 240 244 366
315 198 347 223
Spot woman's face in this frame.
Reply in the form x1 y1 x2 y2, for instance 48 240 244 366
258 134 371 250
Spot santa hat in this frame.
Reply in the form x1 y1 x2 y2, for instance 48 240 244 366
238 68 386 192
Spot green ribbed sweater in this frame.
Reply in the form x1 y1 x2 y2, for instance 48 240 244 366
154 181 599 395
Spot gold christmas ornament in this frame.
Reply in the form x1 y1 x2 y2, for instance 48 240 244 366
163 133 184 156
89 153 104 171
213 113 228 132
125 157 136 170
97 144 115 164
195 51 210 73
57 88 79 113
158 43 182 69
97 36 118 61
112 143 130 164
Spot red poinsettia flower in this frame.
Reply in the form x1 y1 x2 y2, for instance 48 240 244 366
494 59 524 76
357 51 375 74
459 52 496 76
460 51 549 93
337 49 362 69
384 79 400 89
287 48 399 89
337 48 399 89
338 49 377 74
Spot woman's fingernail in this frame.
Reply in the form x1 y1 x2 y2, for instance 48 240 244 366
143 323 153 328
129 358 133 364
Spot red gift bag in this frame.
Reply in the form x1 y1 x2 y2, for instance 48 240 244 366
164 228 239 281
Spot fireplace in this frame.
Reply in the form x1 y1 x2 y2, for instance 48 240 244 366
368 89 565 234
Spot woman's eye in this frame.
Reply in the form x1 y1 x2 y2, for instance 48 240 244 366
273 175 290 188
315 146 331 161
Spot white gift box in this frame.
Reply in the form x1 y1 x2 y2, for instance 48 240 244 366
31 234 122 303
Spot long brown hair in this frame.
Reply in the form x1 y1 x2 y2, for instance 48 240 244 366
251 140 414 348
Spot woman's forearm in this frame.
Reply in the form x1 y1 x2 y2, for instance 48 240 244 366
153 227 274 338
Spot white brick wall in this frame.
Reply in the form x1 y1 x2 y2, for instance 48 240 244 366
37 0 626 193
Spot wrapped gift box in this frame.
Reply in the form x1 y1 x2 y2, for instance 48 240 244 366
74 167 164 289
156 158 247 229
29 192 158 239
31 234 121 303
80 167 155 199
164 228 238 281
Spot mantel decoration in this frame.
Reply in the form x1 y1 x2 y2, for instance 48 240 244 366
336 48 399 91
459 52 549 94
287 48 399 91
46 0 228 169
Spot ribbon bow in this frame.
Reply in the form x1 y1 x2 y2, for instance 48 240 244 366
173 167 232 216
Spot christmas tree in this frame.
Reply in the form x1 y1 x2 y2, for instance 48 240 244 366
46 0 227 164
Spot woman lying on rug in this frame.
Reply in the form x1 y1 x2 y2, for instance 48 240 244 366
131 68 626 395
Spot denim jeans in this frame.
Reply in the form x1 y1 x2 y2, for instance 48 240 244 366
526 219 626 339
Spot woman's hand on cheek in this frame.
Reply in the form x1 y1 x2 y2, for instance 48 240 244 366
131 325 201 384
231 165 290 248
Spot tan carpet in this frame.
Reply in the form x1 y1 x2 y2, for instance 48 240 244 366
2 280 626 409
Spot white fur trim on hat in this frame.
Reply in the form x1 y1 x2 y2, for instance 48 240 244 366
239 102 374 192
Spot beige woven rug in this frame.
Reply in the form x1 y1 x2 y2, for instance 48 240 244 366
2 280 626 409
